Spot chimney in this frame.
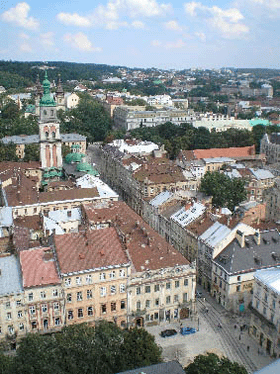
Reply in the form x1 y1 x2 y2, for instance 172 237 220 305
236 230 245 248
254 230 261 245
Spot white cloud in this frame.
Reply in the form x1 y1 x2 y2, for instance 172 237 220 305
20 43 32 52
250 0 280 8
151 39 162 46
131 20 145 28
164 20 183 31
57 0 171 30
151 38 185 49
1 2 39 30
165 39 185 49
56 12 91 27
184 2 249 39
19 32 30 39
63 32 102 52
40 32 55 47
195 31 206 41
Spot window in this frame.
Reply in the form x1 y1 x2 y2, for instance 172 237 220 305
263 307 267 316
17 310 23 318
166 282 171 289
31 321 37 329
136 301 141 310
100 287 106 297
146 300 151 308
120 284 125 293
154 284 160 292
154 312 159 320
42 304 47 313
29 306 35 315
28 293 33 301
100 272 106 280
136 287 141 295
67 293 72 302
256 300 260 309
119 269 125 277
87 290 93 299
145 285 151 293
76 277 81 285
264 293 268 303
77 292 83 301
41 291 46 299
175 280 180 288
183 293 188 302
19 323 24 331
101 304 107 314
272 299 276 309
8 325 14 335
86 275 92 284
121 301 125 309
236 285 241 292
111 285 116 295
174 295 179 302
237 276 241 281
111 302 116 312
55 318 60 326
166 296 171 304
219 280 222 288
53 302 59 311
6 302 10 309
67 310 73 320
65 278 71 286
184 279 188 286
78 309 83 318
16 300 22 307
110 270 116 279
155 298 159 306
53 289 58 297
6 312 11 320
88 306 93 316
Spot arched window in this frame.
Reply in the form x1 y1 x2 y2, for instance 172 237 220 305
52 131 55 139
45 132 49 139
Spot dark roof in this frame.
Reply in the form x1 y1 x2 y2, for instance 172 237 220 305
214 229 280 274
115 361 185 374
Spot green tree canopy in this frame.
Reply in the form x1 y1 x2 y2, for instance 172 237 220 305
184 353 248 374
200 171 247 211
12 321 162 374
23 143 40 162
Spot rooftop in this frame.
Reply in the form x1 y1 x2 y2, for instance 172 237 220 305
55 227 129 275
83 201 190 273
171 202 206 228
215 229 280 274
0 255 23 296
20 247 60 287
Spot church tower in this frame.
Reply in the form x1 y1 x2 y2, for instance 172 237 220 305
56 74 65 111
38 71 63 170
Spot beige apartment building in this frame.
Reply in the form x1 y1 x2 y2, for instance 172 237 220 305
54 228 131 327
82 201 197 327
20 247 65 333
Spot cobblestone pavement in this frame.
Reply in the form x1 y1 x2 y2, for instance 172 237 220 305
146 290 275 373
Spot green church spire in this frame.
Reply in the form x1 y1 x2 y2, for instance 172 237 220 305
39 70 56 107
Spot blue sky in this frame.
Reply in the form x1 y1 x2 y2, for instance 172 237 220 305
1 0 280 70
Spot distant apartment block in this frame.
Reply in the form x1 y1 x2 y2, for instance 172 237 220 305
260 133 280 164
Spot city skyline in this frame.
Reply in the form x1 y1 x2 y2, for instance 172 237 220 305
0 0 280 70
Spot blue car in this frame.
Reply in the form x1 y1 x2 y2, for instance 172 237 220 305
180 327 196 335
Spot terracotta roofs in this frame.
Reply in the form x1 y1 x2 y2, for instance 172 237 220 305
133 160 186 184
54 227 129 275
20 247 60 287
39 187 99 203
82 201 190 272
180 145 256 161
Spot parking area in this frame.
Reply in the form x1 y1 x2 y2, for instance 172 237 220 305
145 293 275 373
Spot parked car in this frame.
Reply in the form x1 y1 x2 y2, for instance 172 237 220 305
180 327 196 335
196 291 203 298
160 329 177 338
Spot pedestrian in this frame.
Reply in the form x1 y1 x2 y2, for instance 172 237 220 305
247 346 250 352
239 334 241 340
234 324 237 329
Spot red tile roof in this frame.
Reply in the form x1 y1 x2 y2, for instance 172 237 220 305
180 145 256 161
54 227 129 274
82 201 189 272
20 247 60 287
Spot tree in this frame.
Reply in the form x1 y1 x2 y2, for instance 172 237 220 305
200 171 247 211
184 353 248 374
122 328 162 370
23 144 40 162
